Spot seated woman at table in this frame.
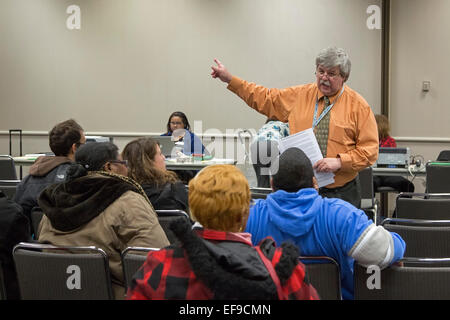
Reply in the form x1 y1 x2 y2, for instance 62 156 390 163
161 111 207 156
162 111 208 183
374 114 415 193
122 137 189 214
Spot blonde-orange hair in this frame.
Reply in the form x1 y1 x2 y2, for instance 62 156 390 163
188 165 250 231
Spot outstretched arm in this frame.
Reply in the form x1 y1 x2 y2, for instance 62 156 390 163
211 58 295 122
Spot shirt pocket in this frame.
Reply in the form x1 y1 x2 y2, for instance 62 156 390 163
329 123 356 150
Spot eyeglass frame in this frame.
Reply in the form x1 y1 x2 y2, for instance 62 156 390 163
108 159 128 167
314 66 343 80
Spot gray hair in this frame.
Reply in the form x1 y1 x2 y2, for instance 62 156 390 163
315 47 351 81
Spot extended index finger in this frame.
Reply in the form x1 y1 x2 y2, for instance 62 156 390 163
214 58 223 67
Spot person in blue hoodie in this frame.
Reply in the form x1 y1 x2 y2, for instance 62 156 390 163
245 147 406 300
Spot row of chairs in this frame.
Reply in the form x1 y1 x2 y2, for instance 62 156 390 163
6 242 342 300
250 182 450 299
5 241 450 300
359 167 450 223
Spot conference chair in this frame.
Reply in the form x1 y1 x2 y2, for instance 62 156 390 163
395 192 450 220
437 150 450 161
354 258 450 300
299 256 342 300
0 180 20 200
121 246 159 290
13 242 114 300
358 167 378 223
155 209 190 244
0 155 17 180
426 162 450 193
250 187 272 200
381 218 450 258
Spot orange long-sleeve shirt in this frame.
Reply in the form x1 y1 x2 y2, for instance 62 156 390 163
228 76 379 188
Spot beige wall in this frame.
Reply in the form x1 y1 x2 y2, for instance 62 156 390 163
389 0 450 193
0 0 382 158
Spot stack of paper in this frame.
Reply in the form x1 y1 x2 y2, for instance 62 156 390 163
278 128 335 188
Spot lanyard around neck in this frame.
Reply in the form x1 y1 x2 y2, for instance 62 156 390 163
312 85 345 128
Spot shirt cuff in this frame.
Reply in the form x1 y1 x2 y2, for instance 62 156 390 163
227 76 242 93
337 153 352 171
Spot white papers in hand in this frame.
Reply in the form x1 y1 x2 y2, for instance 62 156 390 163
278 128 335 188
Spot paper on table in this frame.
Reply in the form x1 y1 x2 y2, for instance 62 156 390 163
278 128 335 188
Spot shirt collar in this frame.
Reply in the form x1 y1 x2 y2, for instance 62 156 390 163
193 223 253 246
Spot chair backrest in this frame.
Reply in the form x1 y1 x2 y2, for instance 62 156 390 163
299 256 342 300
0 179 20 200
13 242 114 300
358 167 374 201
121 247 159 290
357 167 378 222
155 210 190 244
396 193 450 220
0 261 6 300
437 150 450 162
426 162 450 193
250 187 272 199
30 207 44 238
381 218 450 258
0 156 17 180
354 258 450 300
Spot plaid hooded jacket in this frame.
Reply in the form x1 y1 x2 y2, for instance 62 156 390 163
127 220 319 300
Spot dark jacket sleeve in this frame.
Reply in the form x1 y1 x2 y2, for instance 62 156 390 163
0 192 31 299
13 176 37 222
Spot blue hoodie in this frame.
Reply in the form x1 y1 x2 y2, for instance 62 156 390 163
245 188 405 300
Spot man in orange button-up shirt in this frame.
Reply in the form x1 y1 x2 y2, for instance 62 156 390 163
210 47 379 208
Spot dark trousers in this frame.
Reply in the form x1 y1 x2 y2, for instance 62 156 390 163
319 176 362 209
250 140 279 188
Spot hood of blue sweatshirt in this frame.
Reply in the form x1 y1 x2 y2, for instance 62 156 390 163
262 188 322 238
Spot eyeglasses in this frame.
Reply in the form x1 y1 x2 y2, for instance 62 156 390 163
170 121 184 126
109 159 128 167
315 68 342 79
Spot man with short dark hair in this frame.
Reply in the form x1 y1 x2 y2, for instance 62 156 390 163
244 147 406 300
14 119 85 226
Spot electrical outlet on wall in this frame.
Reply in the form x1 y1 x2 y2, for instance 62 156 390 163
422 80 431 92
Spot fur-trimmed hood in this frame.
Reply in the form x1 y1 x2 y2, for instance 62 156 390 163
38 173 141 232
